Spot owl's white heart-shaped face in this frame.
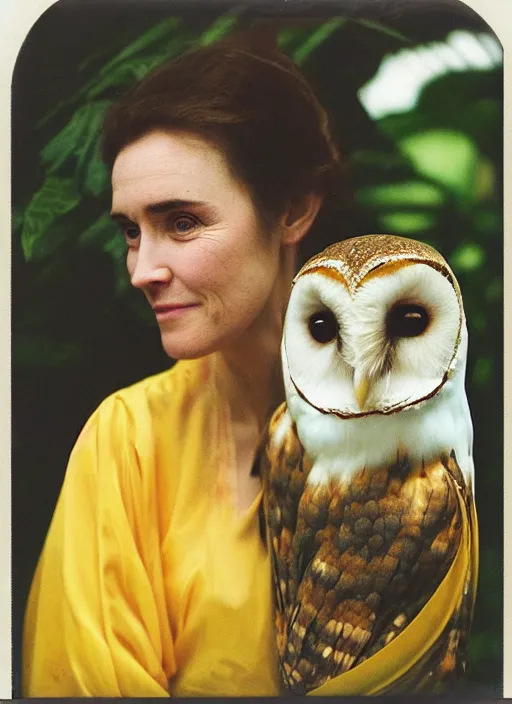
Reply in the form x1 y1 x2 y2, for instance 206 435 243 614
283 237 464 418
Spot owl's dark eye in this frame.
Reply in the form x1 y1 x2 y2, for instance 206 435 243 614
387 303 430 339
308 310 338 344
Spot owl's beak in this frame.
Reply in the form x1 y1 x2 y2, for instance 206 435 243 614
354 370 372 411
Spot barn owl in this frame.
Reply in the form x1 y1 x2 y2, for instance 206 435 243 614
261 234 478 695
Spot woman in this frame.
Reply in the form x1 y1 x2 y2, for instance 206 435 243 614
22 38 341 697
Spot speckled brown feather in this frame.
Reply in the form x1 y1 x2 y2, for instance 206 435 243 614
262 404 475 694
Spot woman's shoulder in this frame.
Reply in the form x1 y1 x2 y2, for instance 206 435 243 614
89 355 216 433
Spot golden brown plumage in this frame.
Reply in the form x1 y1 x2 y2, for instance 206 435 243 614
262 235 478 695
262 405 477 694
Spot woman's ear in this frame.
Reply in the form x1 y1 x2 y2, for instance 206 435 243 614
279 192 324 246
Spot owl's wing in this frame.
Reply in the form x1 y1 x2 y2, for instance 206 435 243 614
260 404 312 620
263 408 474 694
346 455 478 696
384 453 478 694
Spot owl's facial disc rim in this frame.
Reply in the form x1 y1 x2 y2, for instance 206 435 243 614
286 252 464 418
285 353 451 419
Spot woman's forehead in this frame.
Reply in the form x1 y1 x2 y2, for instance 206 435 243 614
110 129 246 215
112 130 226 183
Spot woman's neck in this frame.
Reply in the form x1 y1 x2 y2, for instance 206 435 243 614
215 244 296 431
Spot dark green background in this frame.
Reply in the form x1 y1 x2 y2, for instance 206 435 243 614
12 0 503 696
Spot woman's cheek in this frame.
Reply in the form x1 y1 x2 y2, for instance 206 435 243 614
185 238 233 287
126 249 136 278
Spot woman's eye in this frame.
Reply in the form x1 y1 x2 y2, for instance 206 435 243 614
119 223 140 243
386 303 430 339
171 214 200 235
124 225 140 240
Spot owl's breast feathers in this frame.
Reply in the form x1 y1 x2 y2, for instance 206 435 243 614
262 403 478 695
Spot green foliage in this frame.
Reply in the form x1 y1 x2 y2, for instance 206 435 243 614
199 11 239 45
399 129 480 201
18 13 410 298
13 11 502 692
292 18 347 65
21 177 81 260
451 243 486 273
351 18 411 43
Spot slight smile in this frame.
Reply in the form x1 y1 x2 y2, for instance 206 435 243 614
152 303 200 321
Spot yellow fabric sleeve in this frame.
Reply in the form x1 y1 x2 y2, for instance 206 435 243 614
22 396 174 697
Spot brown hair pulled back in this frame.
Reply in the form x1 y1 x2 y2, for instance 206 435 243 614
102 38 341 226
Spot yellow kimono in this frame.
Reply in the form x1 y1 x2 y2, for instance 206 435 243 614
23 353 478 697
23 355 281 697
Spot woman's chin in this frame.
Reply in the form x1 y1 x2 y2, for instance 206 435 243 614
160 331 217 361
159 318 255 360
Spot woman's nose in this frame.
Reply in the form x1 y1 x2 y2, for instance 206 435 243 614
130 239 172 290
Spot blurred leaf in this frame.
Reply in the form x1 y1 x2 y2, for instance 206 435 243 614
471 309 486 331
293 18 346 66
41 103 102 173
12 208 24 233
352 19 411 43
417 70 502 146
357 181 445 207
399 129 479 201
78 214 117 247
73 102 111 196
38 19 185 127
472 356 493 386
127 291 157 326
75 102 110 171
84 150 110 197
21 177 81 260
378 212 437 233
473 207 501 234
352 150 410 168
486 277 503 303
86 52 176 98
474 158 495 201
451 243 486 272
72 100 110 196
199 12 238 46
277 26 311 50
99 17 182 72
13 333 82 367
377 68 502 141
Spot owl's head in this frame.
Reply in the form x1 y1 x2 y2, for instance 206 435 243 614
283 234 466 418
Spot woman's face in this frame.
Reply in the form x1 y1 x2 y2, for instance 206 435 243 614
111 129 283 359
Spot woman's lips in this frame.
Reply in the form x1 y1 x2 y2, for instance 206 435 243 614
152 303 199 321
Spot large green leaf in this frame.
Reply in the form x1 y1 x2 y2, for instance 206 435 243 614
73 102 112 195
75 102 111 171
83 148 110 197
21 177 81 260
40 103 103 173
377 69 501 152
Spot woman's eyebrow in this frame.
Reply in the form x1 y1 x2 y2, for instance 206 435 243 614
110 199 206 221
